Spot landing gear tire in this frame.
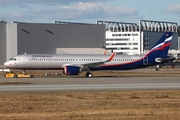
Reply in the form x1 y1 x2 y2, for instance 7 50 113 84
22 70 26 74
30 75 34 78
154 65 160 71
86 73 93 78
14 75 18 78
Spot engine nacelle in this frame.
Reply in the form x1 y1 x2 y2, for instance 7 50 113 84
63 66 80 75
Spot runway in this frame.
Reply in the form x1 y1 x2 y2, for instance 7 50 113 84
0 76 180 92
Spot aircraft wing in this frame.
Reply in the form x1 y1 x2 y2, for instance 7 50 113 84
62 52 116 68
81 52 116 68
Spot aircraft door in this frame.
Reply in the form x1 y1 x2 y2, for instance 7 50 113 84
143 56 148 65
21 55 26 64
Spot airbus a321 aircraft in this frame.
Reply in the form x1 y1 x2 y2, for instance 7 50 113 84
4 32 174 77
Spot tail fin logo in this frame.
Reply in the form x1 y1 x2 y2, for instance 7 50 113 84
151 35 172 51
146 32 173 56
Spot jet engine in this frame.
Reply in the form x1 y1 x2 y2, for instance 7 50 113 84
63 66 80 75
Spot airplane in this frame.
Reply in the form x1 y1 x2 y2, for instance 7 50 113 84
4 32 175 78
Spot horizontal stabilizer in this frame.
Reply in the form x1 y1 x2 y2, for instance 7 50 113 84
155 56 176 63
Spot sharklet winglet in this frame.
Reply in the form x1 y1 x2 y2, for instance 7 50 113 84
106 52 116 62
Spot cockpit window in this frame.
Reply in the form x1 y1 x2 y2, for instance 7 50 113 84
9 58 16 61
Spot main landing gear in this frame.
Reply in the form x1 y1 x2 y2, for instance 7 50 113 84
86 72 93 78
154 64 160 71
86 68 93 78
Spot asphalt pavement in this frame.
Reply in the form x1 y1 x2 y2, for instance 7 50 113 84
0 76 180 92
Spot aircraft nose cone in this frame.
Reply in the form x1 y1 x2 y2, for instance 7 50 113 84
4 61 11 67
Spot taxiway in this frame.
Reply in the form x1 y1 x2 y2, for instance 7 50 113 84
0 76 180 92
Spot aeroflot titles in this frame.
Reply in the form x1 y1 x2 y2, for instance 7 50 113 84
32 55 53 57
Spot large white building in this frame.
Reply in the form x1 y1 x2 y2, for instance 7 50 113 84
97 20 178 55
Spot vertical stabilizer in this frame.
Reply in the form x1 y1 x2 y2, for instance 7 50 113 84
146 32 173 57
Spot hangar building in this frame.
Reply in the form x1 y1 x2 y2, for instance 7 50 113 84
0 21 105 64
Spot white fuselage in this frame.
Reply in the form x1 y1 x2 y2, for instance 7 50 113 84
4 54 145 70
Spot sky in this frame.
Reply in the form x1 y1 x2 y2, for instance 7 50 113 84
0 0 180 25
